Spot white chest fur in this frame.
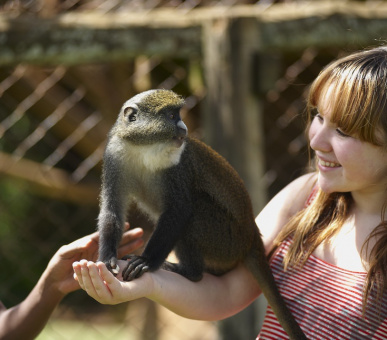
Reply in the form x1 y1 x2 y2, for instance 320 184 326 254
105 136 186 222
107 135 185 172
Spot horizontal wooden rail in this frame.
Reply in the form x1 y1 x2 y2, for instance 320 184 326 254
0 151 99 205
0 2 387 65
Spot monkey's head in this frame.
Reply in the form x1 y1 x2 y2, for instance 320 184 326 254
114 89 188 148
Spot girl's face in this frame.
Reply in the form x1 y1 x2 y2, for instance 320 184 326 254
308 92 387 196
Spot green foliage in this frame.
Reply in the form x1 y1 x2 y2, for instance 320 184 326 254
0 178 32 237
0 177 99 307
0 178 37 306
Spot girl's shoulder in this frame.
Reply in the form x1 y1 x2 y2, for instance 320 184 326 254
257 172 317 253
285 172 318 214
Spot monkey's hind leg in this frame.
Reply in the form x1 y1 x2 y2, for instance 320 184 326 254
161 261 203 282
161 242 205 282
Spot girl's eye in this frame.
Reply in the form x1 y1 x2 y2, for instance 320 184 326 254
336 128 350 138
314 113 323 122
313 110 350 138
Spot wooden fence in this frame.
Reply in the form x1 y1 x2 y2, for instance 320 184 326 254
2 2 387 212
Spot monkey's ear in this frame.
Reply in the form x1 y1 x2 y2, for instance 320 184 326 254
123 106 138 122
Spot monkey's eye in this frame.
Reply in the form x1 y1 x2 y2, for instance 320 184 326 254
168 112 180 120
124 107 137 122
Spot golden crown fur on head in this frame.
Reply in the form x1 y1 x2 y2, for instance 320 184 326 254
134 89 185 114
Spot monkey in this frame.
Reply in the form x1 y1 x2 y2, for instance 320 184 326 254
97 89 306 340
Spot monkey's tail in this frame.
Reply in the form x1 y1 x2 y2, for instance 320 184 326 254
244 231 307 340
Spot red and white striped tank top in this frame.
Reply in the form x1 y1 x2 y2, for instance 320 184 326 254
257 238 387 339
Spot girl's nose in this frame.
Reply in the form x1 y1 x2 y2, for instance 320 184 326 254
309 118 332 153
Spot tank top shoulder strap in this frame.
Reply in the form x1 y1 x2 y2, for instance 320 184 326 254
304 184 319 208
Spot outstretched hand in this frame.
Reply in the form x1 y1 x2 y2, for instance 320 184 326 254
73 259 153 305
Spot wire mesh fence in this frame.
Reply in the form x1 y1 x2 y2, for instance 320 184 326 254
0 0 380 339
0 56 212 340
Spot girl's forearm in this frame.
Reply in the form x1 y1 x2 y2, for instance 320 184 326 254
148 264 261 321
74 260 261 322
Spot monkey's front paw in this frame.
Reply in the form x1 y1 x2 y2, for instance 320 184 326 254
104 257 120 276
121 255 150 281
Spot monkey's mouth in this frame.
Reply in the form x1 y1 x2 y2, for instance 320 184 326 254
172 136 186 148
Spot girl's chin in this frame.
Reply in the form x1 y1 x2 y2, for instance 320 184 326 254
318 182 351 195
317 175 339 194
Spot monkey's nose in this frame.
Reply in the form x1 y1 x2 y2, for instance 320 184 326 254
177 120 188 137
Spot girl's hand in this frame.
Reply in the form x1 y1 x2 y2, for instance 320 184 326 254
73 259 153 305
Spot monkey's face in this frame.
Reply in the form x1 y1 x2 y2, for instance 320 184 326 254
116 90 188 148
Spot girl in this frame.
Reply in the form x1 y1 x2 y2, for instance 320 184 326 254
73 46 387 339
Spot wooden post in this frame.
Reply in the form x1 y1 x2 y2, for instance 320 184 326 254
202 16 266 214
202 16 267 339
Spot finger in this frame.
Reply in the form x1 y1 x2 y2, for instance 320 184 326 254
87 262 114 299
117 240 144 258
97 262 120 287
72 260 86 289
78 261 101 298
94 262 123 301
60 231 100 257
88 230 100 242
120 228 144 244
78 260 96 292
80 225 141 257
118 229 144 257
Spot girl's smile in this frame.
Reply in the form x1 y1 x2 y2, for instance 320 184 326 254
317 156 341 169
